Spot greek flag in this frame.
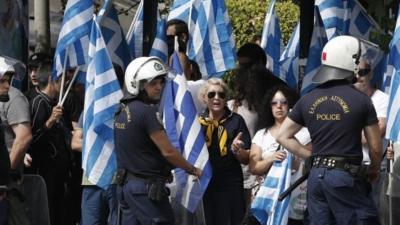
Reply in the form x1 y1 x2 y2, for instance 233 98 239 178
82 16 123 188
98 0 131 70
260 0 283 77
126 0 144 59
315 0 380 40
315 0 385 85
279 24 300 89
163 52 212 212
53 0 92 78
302 8 327 95
167 0 192 23
251 151 293 225
168 0 236 77
150 13 168 63
385 8 400 142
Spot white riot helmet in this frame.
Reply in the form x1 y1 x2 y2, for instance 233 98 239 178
312 35 361 84
124 56 168 96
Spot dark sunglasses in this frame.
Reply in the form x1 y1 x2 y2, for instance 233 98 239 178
271 100 288 106
357 68 371 77
207 91 226 99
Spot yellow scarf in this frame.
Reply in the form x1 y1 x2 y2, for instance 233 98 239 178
199 117 228 156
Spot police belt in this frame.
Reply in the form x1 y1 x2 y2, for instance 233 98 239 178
311 155 362 172
124 170 168 184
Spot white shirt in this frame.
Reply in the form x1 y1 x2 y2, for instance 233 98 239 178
362 89 389 163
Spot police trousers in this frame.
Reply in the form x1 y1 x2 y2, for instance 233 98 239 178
307 167 380 225
117 179 175 225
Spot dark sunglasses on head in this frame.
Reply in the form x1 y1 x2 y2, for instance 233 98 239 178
271 100 288 106
357 68 371 77
207 91 226 99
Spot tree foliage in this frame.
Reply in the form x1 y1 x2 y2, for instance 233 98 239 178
226 0 299 48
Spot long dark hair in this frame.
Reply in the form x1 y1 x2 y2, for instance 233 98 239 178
256 85 299 131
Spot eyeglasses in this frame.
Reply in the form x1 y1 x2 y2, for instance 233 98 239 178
271 99 288 106
207 91 226 99
357 68 371 77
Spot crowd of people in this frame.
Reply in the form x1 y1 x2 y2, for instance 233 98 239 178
0 18 398 225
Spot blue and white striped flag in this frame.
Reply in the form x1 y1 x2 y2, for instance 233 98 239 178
167 0 192 23
82 16 123 188
150 12 168 64
251 151 293 225
302 8 328 95
126 0 144 59
385 7 400 142
98 0 131 71
316 0 380 40
279 24 299 89
260 0 283 77
163 52 212 212
186 0 236 77
315 0 385 85
53 0 93 78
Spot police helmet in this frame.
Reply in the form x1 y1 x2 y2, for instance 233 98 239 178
124 57 168 96
312 35 362 84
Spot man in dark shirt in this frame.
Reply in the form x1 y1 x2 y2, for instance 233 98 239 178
277 36 382 224
115 56 202 225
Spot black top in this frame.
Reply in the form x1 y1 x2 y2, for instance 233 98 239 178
200 108 251 191
114 100 172 178
29 92 71 170
289 81 378 158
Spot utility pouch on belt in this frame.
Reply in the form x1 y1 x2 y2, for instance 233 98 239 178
147 178 170 202
116 169 127 185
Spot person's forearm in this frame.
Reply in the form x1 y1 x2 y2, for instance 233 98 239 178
250 159 273 176
9 138 32 169
277 137 311 159
162 149 194 172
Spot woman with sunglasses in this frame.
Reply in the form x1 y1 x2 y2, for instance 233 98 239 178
248 85 311 225
198 78 251 225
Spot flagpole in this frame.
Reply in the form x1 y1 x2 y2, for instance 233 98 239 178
58 46 69 106
60 66 80 107
354 0 385 35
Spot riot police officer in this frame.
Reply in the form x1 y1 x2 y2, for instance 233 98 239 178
277 36 382 224
114 56 202 225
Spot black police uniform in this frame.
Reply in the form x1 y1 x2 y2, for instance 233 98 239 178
288 81 380 224
114 99 174 225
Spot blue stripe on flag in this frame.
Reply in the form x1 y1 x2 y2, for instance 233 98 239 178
98 0 131 70
302 7 328 95
163 52 212 212
261 0 282 77
53 0 92 78
186 0 236 77
280 24 300 89
150 14 168 63
126 0 144 59
251 152 293 225
82 16 123 188
386 5 400 142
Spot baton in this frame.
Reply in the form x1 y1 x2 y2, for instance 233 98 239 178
278 171 309 201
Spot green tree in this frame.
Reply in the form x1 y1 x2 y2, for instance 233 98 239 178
226 0 299 47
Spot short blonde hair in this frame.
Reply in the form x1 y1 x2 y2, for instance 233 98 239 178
198 78 229 104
